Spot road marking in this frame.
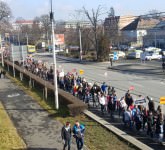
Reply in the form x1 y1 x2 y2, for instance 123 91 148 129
160 81 165 85
7 93 20 98
129 81 143 87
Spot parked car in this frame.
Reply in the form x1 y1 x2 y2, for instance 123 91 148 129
126 50 143 59
141 51 162 60
117 51 126 58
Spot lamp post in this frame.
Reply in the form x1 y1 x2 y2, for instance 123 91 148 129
50 0 59 109
154 30 157 48
11 44 15 77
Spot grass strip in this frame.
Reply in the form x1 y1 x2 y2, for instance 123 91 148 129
0 102 26 150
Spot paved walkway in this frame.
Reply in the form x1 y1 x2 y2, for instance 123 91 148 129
0 78 77 150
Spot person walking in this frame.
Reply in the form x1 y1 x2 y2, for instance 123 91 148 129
73 121 85 150
61 122 72 150
99 92 106 115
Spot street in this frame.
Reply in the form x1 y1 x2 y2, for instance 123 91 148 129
34 54 165 107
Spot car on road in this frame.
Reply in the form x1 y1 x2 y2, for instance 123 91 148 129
117 51 126 58
126 50 143 59
140 51 162 60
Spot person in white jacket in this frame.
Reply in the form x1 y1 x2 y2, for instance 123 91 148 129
99 92 106 114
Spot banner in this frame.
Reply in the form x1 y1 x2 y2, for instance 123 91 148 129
55 34 64 45
59 71 64 77
134 98 146 105
120 99 127 108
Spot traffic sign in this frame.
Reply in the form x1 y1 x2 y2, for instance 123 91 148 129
129 86 135 91
160 97 165 104
113 52 118 61
79 69 84 75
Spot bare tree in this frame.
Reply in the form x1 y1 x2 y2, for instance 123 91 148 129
0 0 12 21
83 5 105 60
0 0 12 32
39 14 51 33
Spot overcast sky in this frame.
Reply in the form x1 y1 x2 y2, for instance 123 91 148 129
4 0 165 21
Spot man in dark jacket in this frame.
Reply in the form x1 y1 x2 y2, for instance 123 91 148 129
61 122 72 150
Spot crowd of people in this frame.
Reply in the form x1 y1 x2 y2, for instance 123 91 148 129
21 57 165 145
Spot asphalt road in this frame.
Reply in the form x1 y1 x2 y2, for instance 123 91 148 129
34 54 165 108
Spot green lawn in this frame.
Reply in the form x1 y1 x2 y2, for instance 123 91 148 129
0 102 26 150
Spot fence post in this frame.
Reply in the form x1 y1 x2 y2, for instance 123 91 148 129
32 80 34 88
20 72 23 81
29 77 32 87
45 87 48 100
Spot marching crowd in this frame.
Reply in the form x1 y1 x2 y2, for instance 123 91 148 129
22 57 165 147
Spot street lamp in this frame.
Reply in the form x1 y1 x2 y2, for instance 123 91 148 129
50 0 59 109
78 24 83 61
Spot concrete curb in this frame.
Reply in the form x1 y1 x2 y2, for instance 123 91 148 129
84 110 154 150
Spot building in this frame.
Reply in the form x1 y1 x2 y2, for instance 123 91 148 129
12 20 42 31
104 14 165 48
104 15 138 46
56 21 92 30
143 20 165 48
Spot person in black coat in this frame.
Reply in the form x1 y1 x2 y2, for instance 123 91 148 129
61 122 72 150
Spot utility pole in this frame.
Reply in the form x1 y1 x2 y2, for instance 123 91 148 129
154 30 157 48
50 0 59 109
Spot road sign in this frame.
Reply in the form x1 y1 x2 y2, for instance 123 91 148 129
129 86 135 91
113 52 118 61
160 97 165 104
104 72 107 77
79 69 84 75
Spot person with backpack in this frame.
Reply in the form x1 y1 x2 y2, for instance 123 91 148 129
61 122 72 150
73 121 85 150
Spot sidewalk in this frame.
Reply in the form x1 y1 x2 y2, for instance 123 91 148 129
0 78 77 150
